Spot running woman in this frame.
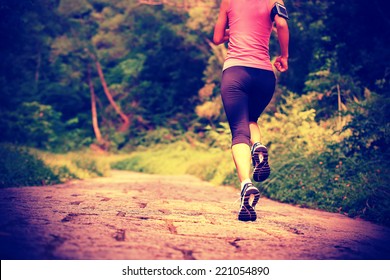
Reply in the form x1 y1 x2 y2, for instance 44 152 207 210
213 0 290 221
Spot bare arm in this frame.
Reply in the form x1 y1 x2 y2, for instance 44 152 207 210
213 0 229 45
270 0 290 72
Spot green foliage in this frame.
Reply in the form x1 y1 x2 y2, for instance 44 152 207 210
0 102 63 149
57 127 94 152
0 0 62 111
127 5 207 127
34 149 111 179
107 54 146 85
279 0 331 93
336 93 390 224
260 92 341 157
73 158 106 177
112 141 235 185
57 0 93 17
325 0 390 93
133 127 179 146
262 92 390 226
303 53 365 121
0 145 60 188
341 92 390 159
0 102 93 152
203 122 232 150
0 146 111 188
50 165 79 182
112 155 149 173
112 141 198 175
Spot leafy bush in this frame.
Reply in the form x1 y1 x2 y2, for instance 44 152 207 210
133 127 179 147
55 126 94 153
73 158 106 177
262 92 390 226
110 156 149 173
260 91 343 157
203 122 232 150
0 144 60 188
0 102 63 149
0 102 94 153
335 93 390 224
50 165 78 182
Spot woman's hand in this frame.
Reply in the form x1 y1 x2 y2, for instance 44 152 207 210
274 56 288 72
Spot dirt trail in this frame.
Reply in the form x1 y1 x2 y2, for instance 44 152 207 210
0 171 389 260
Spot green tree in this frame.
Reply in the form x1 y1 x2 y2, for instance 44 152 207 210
53 0 133 146
0 0 70 147
325 0 389 94
121 4 207 128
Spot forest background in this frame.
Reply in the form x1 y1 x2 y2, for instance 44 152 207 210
0 0 389 226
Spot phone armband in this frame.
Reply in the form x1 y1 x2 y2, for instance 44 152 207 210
270 2 289 21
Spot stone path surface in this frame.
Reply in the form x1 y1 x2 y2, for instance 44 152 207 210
0 171 389 260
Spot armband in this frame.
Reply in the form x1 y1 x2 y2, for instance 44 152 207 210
270 2 289 21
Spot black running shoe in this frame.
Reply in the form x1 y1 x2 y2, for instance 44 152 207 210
251 143 271 182
238 183 260 222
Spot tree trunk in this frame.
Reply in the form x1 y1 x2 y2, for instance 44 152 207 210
88 64 104 144
92 54 130 132
35 51 41 93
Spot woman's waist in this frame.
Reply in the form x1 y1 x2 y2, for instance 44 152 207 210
223 57 273 72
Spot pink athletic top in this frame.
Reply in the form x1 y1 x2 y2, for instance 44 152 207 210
223 0 273 71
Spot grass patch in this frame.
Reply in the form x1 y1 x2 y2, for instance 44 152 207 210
0 144 60 188
0 144 113 188
263 148 390 226
111 141 236 186
32 149 112 180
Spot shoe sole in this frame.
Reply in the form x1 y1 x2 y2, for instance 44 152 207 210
252 145 271 182
238 187 260 222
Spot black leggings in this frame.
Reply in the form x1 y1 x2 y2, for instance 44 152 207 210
221 66 275 146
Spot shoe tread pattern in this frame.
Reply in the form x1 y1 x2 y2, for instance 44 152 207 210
252 145 271 182
238 185 260 222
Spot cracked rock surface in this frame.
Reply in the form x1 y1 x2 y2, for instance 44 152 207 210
0 171 389 260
